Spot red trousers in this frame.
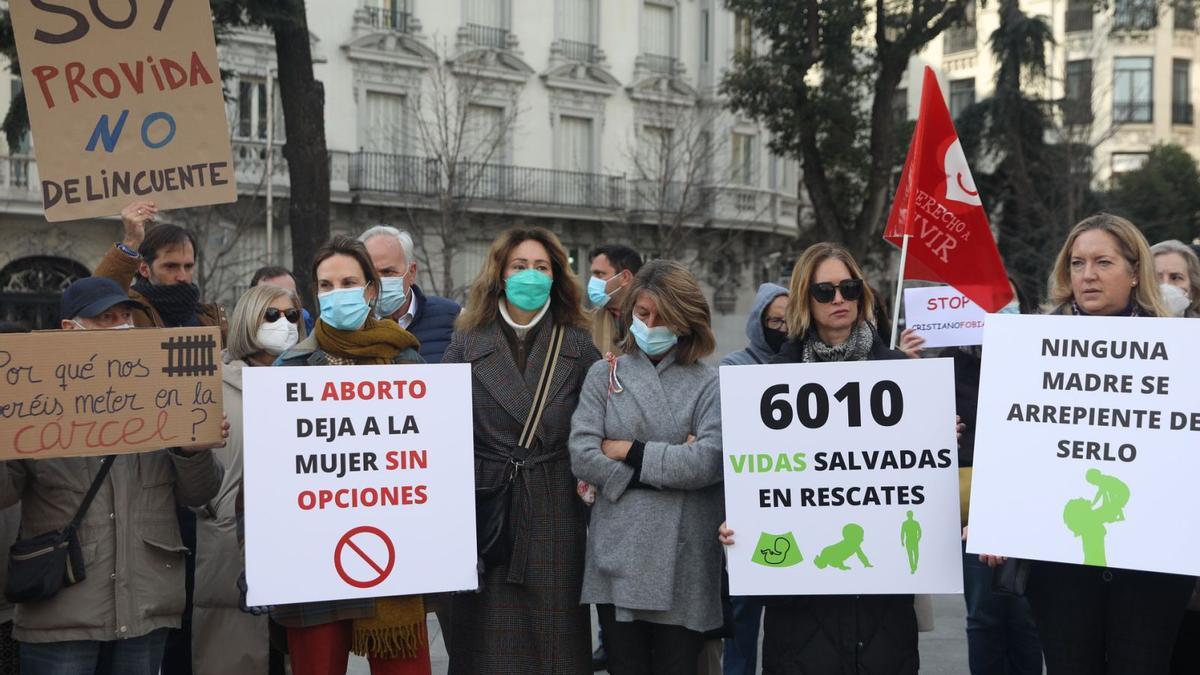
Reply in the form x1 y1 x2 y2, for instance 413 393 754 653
286 621 431 675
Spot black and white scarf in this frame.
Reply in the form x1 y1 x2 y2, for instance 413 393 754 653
802 321 875 363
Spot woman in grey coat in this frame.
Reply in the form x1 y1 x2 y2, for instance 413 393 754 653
569 260 724 675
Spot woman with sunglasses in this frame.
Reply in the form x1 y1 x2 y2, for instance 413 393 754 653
718 242 918 674
194 284 304 675
272 235 430 675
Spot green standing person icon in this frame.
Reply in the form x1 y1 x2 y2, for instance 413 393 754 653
900 511 922 574
813 523 872 571
1063 469 1131 567
751 532 804 568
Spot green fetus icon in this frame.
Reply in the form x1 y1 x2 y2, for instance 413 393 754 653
751 532 804 568
814 523 873 571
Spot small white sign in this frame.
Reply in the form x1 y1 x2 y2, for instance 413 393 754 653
904 286 988 348
242 364 479 605
720 358 963 596
967 314 1200 575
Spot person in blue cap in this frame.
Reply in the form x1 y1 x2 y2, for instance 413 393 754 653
0 276 226 675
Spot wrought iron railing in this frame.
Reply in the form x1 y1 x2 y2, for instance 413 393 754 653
1113 101 1154 123
466 23 510 49
364 3 411 32
1174 101 1194 124
560 39 599 64
643 53 677 76
349 152 626 211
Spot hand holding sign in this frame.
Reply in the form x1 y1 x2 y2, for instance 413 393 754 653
120 200 158 249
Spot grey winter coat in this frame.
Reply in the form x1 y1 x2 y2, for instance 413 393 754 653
721 283 788 367
192 355 269 675
569 350 724 633
0 450 222 643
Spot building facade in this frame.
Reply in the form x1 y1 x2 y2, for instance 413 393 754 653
0 0 802 353
904 0 1199 183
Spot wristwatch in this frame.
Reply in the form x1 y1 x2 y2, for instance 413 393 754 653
116 242 139 258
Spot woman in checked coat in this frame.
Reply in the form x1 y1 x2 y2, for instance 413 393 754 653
443 227 601 674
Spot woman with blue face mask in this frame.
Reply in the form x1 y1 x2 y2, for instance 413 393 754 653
442 227 601 674
569 260 724 675
270 235 431 675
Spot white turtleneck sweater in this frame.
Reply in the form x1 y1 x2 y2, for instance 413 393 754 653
498 298 550 339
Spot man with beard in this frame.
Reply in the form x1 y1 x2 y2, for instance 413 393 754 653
93 200 228 675
94 200 227 339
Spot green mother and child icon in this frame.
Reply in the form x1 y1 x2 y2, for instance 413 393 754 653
751 511 925 573
1064 468 1130 567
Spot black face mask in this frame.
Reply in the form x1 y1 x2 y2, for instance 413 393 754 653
763 326 788 353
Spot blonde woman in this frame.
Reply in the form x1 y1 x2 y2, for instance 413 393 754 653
1151 240 1200 318
718 243 916 674
569 260 723 674
443 227 601 674
982 214 1190 675
194 284 305 675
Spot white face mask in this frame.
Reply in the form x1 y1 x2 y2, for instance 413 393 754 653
1160 283 1190 317
256 317 299 355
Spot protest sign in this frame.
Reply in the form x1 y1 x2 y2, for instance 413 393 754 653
904 286 987 348
720 358 962 596
0 327 223 459
967 314 1200 575
9 0 236 222
242 364 478 605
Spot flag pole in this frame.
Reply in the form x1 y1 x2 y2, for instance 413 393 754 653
889 234 910 350
889 67 935 351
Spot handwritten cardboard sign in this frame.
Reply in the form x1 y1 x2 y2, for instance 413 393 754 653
9 0 236 222
0 327 223 460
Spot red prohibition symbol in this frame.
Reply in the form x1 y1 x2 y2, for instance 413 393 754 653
333 526 396 589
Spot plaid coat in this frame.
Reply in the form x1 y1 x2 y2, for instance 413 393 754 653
443 319 600 675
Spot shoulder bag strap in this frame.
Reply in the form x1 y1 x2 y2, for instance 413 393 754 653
65 455 117 533
515 324 565 455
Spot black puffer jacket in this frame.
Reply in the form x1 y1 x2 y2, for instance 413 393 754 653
761 326 918 675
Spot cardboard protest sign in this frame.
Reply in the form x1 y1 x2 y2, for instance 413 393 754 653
242 364 478 605
720 358 962 596
9 0 236 222
904 286 988 348
967 314 1200 575
0 327 223 459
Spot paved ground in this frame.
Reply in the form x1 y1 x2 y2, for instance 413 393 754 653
350 594 973 674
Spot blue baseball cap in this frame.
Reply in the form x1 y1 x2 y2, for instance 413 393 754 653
60 277 140 321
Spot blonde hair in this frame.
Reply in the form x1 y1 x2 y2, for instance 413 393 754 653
785 243 876 338
1047 214 1166 317
1151 239 1200 317
457 227 587 332
227 285 306 361
617 260 715 365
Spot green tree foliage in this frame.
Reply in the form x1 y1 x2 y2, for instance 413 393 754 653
1105 144 1200 245
720 0 971 267
955 0 1100 300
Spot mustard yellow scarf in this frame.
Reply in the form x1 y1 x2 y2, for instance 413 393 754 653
315 316 421 365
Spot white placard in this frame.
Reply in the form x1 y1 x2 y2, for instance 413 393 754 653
242 364 478 605
967 314 1200 575
904 286 988 348
720 358 963 596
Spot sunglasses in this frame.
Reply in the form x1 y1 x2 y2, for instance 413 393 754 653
264 307 301 324
810 279 864 304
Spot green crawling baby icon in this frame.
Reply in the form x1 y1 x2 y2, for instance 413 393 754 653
814 523 873 571
1063 469 1131 567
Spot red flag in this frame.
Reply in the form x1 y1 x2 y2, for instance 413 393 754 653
884 67 1013 312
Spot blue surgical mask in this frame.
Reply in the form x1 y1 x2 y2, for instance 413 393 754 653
319 286 373 331
587 277 612 308
997 300 1020 315
376 277 408 318
631 316 678 356
504 269 553 312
